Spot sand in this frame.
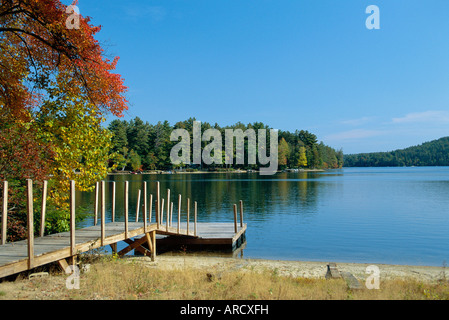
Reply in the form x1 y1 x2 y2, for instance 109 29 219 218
132 255 448 283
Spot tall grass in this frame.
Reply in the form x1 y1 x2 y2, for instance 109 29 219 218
2 256 449 300
68 258 449 300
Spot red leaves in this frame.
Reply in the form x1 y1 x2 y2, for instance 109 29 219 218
0 0 129 119
0 123 54 182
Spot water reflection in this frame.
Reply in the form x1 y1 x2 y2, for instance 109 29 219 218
74 168 449 266
76 172 324 226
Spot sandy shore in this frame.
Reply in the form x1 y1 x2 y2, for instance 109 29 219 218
130 255 448 284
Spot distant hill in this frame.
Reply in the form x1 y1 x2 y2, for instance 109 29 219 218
343 137 449 167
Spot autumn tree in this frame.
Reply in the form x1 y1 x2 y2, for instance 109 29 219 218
278 137 290 169
0 0 129 232
297 146 308 168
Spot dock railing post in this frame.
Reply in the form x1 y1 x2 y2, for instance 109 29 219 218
170 202 173 228
156 181 160 229
2 181 8 245
194 201 197 237
94 182 99 226
40 180 48 237
160 198 165 225
233 204 238 233
136 189 141 222
70 180 76 264
149 194 153 225
239 200 244 228
124 181 129 239
177 194 181 234
143 182 147 231
112 181 116 223
27 179 34 269
187 198 190 235
166 189 170 231
101 181 105 246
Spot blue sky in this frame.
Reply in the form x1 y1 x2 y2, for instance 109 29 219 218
71 1 449 154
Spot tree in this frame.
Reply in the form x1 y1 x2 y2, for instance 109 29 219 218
344 137 449 167
278 138 290 168
298 130 317 148
0 0 128 120
36 103 114 208
153 121 173 169
297 146 308 168
109 120 129 152
127 117 150 158
128 150 142 171
144 152 158 171
0 0 129 235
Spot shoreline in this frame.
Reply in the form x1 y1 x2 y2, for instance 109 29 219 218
108 168 326 175
132 255 447 284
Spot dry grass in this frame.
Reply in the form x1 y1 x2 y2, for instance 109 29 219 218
1 255 449 300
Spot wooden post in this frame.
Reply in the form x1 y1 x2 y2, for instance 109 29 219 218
40 180 48 237
239 200 244 227
160 198 165 225
112 181 116 223
2 181 8 245
155 199 158 224
149 194 153 224
156 181 160 228
101 181 105 246
124 181 129 239
166 202 170 232
94 182 99 226
170 202 173 228
145 232 153 257
166 189 170 231
194 201 197 237
233 204 238 233
143 182 147 231
70 180 76 261
27 179 34 269
177 194 181 234
151 230 156 261
136 189 141 222
187 198 190 236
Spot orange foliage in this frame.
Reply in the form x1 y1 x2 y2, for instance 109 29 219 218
0 0 128 120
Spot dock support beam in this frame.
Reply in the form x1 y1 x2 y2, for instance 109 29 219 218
118 230 156 261
145 231 156 262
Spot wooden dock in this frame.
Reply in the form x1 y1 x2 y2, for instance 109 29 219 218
0 179 247 279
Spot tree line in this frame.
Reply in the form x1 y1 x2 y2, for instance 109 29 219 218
344 137 449 167
108 117 344 171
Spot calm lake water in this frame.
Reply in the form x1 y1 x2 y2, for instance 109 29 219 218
76 167 449 267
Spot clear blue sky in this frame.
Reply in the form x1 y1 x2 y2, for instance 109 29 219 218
71 1 449 154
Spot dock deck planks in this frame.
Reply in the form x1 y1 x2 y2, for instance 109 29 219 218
0 221 246 279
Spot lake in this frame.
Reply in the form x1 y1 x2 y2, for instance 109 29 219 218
76 167 449 267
